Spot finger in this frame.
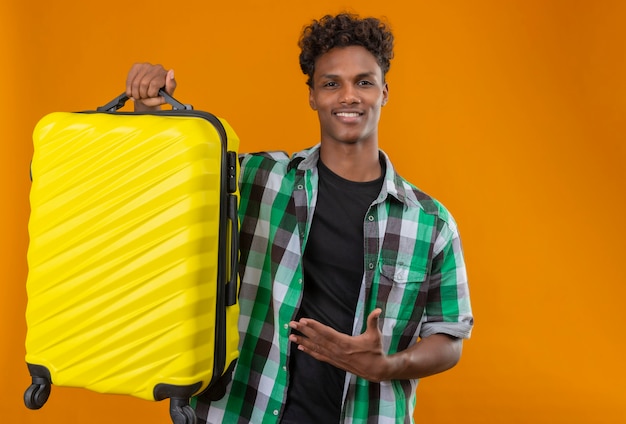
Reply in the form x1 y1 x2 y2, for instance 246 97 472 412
126 63 147 99
126 63 138 96
294 318 330 336
366 308 383 332
138 97 166 108
289 332 313 353
126 63 150 100
294 338 329 361
289 323 322 350
126 63 166 100
138 66 167 100
164 69 177 95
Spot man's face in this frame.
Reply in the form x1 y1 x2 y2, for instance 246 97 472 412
309 45 389 147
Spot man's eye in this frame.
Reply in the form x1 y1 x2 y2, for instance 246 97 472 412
324 81 338 87
358 80 373 86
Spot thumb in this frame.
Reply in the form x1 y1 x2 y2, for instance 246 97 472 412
366 308 383 333
164 69 177 95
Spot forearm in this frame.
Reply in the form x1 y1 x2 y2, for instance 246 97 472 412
381 333 463 381
289 311 465 383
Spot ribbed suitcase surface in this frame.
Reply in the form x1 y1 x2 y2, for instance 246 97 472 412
25 110 240 412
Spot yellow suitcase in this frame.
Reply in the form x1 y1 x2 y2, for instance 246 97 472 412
24 91 240 424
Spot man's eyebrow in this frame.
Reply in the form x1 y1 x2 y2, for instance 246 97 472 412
319 71 378 79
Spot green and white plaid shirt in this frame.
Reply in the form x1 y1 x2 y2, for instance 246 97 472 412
197 144 473 424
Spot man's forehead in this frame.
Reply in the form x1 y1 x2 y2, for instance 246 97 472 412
314 47 382 78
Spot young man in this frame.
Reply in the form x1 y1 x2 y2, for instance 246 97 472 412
126 13 473 424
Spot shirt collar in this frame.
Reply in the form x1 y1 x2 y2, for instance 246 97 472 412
288 144 415 207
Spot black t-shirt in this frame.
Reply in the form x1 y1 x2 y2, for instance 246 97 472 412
281 158 384 424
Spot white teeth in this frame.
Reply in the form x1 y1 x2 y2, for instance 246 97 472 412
336 112 360 117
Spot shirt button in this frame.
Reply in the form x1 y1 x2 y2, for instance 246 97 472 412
273 410 279 416
367 215 374 221
297 184 304 190
368 262 375 270
284 323 289 330
298 278 302 284
283 365 287 371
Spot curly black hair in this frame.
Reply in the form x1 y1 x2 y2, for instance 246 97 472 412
298 13 395 87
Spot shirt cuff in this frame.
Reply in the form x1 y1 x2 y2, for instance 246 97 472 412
420 322 473 339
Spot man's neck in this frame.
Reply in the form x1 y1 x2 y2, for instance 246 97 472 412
319 142 382 182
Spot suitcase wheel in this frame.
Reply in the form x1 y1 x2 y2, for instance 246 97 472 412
24 378 51 410
170 398 197 424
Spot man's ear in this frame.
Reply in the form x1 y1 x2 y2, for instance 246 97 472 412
382 83 389 107
309 87 317 110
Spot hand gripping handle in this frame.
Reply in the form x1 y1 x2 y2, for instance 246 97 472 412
96 89 192 112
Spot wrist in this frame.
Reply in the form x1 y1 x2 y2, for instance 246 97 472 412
364 355 402 383
379 354 405 381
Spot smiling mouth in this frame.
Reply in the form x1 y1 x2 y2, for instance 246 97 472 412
335 112 362 117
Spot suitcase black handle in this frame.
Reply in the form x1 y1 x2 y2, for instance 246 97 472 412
97 89 192 112
225 151 239 306
225 193 239 306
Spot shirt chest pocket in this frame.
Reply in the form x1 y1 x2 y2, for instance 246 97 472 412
378 258 429 321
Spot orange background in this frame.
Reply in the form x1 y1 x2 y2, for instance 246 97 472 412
2 1 625 423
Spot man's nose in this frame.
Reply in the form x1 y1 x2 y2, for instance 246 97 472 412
339 85 360 104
